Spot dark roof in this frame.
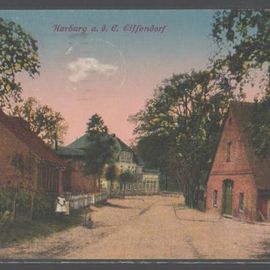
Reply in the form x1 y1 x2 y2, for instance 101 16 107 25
116 138 132 152
67 134 88 149
56 147 85 158
0 109 65 166
228 101 270 190
67 134 133 152
65 133 141 164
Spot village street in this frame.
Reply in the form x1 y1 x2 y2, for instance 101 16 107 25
0 195 270 260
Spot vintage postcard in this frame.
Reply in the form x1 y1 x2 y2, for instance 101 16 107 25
0 8 270 262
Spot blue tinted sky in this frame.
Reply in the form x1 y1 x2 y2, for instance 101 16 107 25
0 10 240 145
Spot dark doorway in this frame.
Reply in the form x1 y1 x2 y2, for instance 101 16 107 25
222 179 233 216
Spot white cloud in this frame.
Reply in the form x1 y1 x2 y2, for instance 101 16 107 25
67 57 118 83
65 46 73 55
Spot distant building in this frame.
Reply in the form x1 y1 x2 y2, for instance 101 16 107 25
124 169 160 196
0 109 65 194
58 133 160 196
56 146 98 195
207 102 270 221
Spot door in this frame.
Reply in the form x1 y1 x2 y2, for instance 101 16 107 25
222 180 233 216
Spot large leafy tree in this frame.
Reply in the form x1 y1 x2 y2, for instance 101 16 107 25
12 97 68 147
131 70 233 207
0 17 40 109
212 10 270 157
84 114 120 189
212 11 270 85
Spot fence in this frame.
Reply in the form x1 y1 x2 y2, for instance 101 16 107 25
67 191 109 210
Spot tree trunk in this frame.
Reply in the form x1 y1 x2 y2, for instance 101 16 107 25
123 183 126 199
109 181 113 198
30 192 34 221
12 192 17 222
98 177 101 192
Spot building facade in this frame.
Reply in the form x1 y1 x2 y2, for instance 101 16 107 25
56 147 98 195
59 133 160 196
0 109 65 194
206 102 270 221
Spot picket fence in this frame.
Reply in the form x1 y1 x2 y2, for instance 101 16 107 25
67 192 108 210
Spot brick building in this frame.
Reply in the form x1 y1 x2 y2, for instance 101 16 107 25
0 109 66 194
57 133 160 195
56 146 98 194
207 102 270 221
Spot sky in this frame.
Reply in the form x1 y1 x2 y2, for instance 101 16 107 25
0 10 259 146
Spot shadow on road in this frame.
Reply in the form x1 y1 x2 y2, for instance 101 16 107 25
95 201 132 209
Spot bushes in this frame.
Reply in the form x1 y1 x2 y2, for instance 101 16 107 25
0 187 57 225
33 192 57 218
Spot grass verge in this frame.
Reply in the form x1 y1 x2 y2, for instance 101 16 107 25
0 210 83 248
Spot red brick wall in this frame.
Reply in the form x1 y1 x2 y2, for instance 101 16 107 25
258 196 268 220
0 121 37 190
64 160 98 194
206 110 259 221
207 174 258 220
0 122 64 194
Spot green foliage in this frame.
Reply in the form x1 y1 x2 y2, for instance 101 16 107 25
10 152 34 177
248 96 270 158
119 171 137 184
0 187 56 225
212 10 270 158
86 113 108 138
212 10 270 91
0 17 40 109
105 164 119 182
119 171 137 198
0 208 82 247
32 193 56 218
84 114 120 178
131 70 233 207
12 97 68 147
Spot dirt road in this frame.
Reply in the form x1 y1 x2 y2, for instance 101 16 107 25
0 195 270 259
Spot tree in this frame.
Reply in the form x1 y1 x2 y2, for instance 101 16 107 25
211 10 270 93
12 97 68 148
86 113 108 138
131 70 233 207
105 164 120 196
0 17 40 109
119 171 137 198
211 10 270 157
84 114 120 190
134 134 173 191
248 96 270 159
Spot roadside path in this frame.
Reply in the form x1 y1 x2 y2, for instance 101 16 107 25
0 195 269 259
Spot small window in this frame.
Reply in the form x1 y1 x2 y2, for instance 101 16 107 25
239 193 244 212
226 142 232 162
213 190 218 207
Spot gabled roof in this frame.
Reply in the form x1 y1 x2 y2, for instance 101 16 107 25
64 133 141 164
226 101 270 190
56 147 85 158
67 134 133 152
0 109 65 166
67 134 88 150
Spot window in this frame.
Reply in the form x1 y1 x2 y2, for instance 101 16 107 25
213 190 218 207
239 193 244 212
226 142 232 162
